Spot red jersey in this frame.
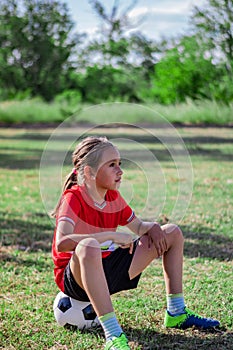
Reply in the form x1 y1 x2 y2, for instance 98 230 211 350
52 184 135 291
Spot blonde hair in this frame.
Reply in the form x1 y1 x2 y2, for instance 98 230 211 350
51 136 114 217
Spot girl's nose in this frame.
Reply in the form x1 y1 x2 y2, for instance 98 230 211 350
117 166 123 175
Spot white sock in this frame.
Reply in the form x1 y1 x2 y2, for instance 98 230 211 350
99 312 123 341
167 293 185 315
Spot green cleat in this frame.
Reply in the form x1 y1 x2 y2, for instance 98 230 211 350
164 307 220 329
105 333 130 350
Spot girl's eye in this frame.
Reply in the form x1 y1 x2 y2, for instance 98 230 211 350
109 161 121 167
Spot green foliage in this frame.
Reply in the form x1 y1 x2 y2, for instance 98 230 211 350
87 37 130 66
55 90 82 106
80 65 142 103
151 36 219 104
0 0 233 107
189 0 233 103
77 1 156 101
191 0 233 67
207 64 233 102
0 0 79 101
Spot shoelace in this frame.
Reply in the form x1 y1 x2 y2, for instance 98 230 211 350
186 308 203 319
111 335 130 349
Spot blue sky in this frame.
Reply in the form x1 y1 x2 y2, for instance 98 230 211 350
66 0 206 40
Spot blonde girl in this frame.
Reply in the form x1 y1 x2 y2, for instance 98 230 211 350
52 136 219 350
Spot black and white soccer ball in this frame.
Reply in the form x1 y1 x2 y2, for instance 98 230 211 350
53 291 100 329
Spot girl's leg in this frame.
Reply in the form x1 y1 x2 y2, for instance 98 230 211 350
162 224 184 295
70 237 129 345
129 225 220 329
129 223 184 295
70 237 113 317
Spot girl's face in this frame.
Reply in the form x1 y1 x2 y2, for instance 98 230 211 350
95 146 123 192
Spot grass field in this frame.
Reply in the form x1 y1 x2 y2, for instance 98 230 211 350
0 125 232 350
0 99 233 126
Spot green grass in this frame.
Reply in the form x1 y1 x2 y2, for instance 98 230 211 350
0 126 233 349
0 99 233 126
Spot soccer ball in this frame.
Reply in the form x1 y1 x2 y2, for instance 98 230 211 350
53 291 100 329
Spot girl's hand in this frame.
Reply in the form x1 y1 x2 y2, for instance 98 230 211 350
147 223 168 256
114 232 134 254
119 241 134 254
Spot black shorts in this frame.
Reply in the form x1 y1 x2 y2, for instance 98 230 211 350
64 239 141 302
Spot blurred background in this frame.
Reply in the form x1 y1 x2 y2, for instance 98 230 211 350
0 0 232 125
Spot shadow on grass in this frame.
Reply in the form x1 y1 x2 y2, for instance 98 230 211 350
0 247 52 270
0 143 232 171
182 225 233 261
0 149 43 169
122 147 233 163
0 209 53 269
0 210 53 252
1 129 233 145
71 324 232 350
0 126 233 170
125 326 232 350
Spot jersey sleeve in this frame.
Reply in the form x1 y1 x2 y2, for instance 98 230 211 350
57 191 81 226
118 193 135 226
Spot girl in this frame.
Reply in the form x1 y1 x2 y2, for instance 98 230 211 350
52 136 219 350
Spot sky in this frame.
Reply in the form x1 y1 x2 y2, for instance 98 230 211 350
65 0 206 41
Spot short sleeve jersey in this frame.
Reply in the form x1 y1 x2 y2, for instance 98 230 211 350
52 184 135 291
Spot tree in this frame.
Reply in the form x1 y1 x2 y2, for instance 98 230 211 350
83 0 136 67
74 0 158 103
191 0 233 71
0 0 80 100
88 0 139 41
151 36 218 104
85 0 153 67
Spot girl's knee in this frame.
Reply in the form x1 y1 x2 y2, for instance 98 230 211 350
75 237 101 261
162 223 184 241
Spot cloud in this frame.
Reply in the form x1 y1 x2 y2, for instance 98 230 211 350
127 1 205 40
85 26 98 35
128 7 149 18
129 4 190 19
67 0 206 41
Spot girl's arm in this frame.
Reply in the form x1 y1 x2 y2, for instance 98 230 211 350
126 217 155 236
126 217 168 256
56 220 133 252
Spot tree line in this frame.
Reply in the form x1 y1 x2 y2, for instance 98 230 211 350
0 0 232 104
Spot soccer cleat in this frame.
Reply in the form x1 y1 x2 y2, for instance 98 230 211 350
164 307 220 329
105 333 130 350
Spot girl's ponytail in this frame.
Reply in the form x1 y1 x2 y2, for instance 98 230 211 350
51 168 78 218
62 168 78 192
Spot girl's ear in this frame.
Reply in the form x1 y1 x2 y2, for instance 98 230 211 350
84 165 95 181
